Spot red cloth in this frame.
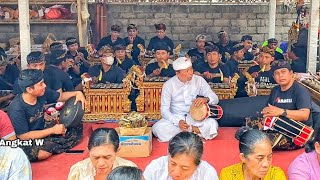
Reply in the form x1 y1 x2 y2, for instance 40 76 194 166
0 110 15 139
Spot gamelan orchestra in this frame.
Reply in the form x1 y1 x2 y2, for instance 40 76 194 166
1 21 320 180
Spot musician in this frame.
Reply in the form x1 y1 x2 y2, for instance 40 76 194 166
45 42 64 65
213 31 238 63
144 132 219 180
145 42 175 78
288 129 320 179
187 34 206 68
147 23 174 54
0 50 19 107
194 45 229 83
47 50 75 91
241 35 255 61
220 127 286 180
88 45 125 84
262 38 284 61
96 24 125 50
68 128 136 180
152 57 219 142
13 51 62 95
287 43 307 73
247 46 276 84
261 61 312 150
7 69 85 161
124 24 145 65
113 44 136 73
224 43 245 77
66 37 90 87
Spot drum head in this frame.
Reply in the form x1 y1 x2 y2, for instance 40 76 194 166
190 104 208 121
59 97 84 128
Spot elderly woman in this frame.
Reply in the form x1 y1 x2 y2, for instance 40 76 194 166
288 129 320 179
68 128 136 180
220 127 286 180
143 132 219 180
107 166 143 180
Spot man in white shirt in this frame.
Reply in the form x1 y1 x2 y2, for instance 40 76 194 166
152 57 219 142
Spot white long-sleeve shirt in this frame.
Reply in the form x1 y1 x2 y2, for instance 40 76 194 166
161 75 219 126
143 156 219 180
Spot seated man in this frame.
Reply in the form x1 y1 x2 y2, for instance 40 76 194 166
45 42 64 65
7 69 85 161
113 44 136 73
145 42 175 78
0 48 19 109
187 34 206 68
152 57 219 142
259 61 312 150
247 46 276 84
147 23 174 54
262 38 284 61
13 51 62 95
213 31 238 63
96 24 125 50
224 43 245 77
47 50 75 91
124 24 145 65
241 35 255 61
88 45 125 84
66 37 90 87
194 45 229 83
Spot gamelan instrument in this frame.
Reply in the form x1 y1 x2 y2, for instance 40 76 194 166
263 116 314 146
190 104 223 121
59 97 84 128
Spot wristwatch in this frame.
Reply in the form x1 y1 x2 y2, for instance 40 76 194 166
281 109 287 117
205 97 210 103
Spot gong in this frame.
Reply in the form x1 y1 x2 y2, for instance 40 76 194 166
59 97 84 128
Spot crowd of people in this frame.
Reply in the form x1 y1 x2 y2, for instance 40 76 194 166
0 22 319 180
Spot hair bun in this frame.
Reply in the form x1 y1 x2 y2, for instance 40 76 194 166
235 126 252 140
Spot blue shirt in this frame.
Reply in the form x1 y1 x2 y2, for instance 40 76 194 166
145 62 175 77
247 65 276 84
147 36 174 54
195 62 228 83
114 58 136 73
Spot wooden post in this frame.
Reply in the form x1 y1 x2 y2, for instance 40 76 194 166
307 0 319 73
77 0 88 47
268 0 276 38
18 0 31 70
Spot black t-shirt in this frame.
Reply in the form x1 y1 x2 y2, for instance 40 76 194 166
114 58 136 73
187 48 205 68
88 65 125 84
214 41 238 63
224 57 239 77
7 89 60 135
195 62 228 83
268 82 312 126
145 62 176 77
247 65 276 84
46 65 74 91
147 36 174 54
0 64 20 90
244 51 254 61
96 36 125 50
124 36 145 65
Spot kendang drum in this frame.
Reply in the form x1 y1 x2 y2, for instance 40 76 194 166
190 104 223 121
263 116 314 146
59 97 84 128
